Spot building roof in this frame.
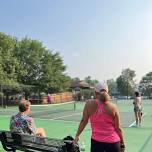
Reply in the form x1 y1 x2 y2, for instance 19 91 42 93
70 81 90 89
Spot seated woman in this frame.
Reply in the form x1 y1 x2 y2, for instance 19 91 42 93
10 100 46 137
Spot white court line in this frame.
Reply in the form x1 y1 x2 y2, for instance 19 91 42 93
0 113 83 123
0 115 81 123
50 112 82 120
0 109 82 121
129 113 147 127
31 101 75 107
36 118 81 123
129 121 136 127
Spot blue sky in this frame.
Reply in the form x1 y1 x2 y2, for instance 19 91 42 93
1 0 152 82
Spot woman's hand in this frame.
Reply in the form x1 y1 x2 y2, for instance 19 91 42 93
121 147 125 152
120 141 125 152
74 135 79 144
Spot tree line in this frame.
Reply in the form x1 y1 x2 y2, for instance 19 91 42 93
107 68 152 98
0 32 71 96
0 32 152 99
72 69 152 98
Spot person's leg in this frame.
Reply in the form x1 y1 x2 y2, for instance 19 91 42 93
104 142 121 152
91 139 105 152
36 128 46 137
134 110 138 126
138 111 142 126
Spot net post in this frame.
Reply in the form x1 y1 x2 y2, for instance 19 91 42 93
74 101 76 110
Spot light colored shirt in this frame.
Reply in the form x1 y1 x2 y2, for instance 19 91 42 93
134 96 142 109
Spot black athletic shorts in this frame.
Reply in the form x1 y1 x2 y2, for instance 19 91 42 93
91 138 121 152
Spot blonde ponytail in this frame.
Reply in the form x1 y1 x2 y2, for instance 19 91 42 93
99 92 110 103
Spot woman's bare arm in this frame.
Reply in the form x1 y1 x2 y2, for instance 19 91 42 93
114 105 125 148
74 101 90 143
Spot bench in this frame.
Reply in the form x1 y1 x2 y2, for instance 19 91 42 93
0 131 80 152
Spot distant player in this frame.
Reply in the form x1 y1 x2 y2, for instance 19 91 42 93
133 91 142 127
47 94 51 104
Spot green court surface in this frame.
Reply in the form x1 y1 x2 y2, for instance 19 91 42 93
1 100 152 152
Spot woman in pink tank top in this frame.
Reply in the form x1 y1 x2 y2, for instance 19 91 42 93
74 81 125 152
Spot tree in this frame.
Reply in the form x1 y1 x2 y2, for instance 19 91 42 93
116 68 136 97
139 72 152 98
14 37 46 85
0 33 72 94
84 76 98 87
107 79 117 96
0 32 19 85
72 77 80 82
0 32 22 106
39 51 71 93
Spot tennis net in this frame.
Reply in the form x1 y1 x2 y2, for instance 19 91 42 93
29 101 76 117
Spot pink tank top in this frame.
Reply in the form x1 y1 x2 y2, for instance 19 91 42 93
90 99 120 143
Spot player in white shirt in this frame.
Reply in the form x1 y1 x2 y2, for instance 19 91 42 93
133 91 142 127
